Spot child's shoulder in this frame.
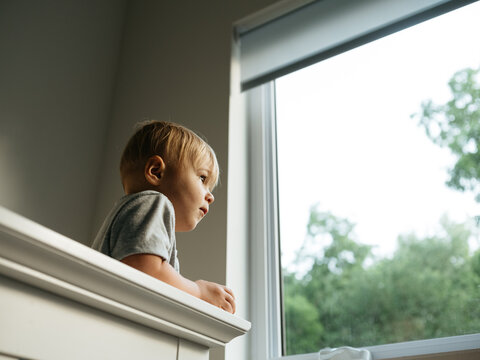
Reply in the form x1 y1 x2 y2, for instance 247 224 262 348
106 190 175 231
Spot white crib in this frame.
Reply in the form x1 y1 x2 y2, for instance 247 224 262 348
0 206 250 360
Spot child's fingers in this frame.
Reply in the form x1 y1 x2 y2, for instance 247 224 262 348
221 302 233 313
224 292 236 314
224 286 235 299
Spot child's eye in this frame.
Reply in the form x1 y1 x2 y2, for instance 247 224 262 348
200 175 207 183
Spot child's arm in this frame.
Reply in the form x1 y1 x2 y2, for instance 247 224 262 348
121 253 236 314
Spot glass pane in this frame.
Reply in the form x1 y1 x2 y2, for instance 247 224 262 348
276 2 480 356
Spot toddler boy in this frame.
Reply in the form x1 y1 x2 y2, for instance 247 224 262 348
92 120 235 313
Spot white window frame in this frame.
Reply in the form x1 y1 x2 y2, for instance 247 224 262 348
248 83 283 359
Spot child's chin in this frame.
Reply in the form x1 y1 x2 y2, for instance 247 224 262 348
177 222 198 232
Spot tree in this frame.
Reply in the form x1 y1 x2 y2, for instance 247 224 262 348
283 278 324 355
284 206 376 353
415 66 480 200
283 207 480 355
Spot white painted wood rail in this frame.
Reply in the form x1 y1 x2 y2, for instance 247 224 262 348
0 206 251 360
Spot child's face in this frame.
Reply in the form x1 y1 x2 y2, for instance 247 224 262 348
158 159 215 232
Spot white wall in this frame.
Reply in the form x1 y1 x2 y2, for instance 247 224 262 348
0 0 126 244
0 1 281 359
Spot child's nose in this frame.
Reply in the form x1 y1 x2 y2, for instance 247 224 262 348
206 192 214 204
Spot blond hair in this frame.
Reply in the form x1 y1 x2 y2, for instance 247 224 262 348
120 120 219 189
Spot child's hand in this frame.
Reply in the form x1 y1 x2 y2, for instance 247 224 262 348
120 254 236 313
195 280 236 314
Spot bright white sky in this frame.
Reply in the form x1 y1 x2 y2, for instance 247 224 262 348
275 2 480 272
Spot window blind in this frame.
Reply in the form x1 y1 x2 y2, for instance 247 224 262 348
237 0 475 90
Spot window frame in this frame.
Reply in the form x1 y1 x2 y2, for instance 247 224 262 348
247 83 283 359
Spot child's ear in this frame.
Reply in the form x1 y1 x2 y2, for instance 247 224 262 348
144 155 166 186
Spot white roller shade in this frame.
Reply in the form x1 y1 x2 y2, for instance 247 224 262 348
238 0 474 90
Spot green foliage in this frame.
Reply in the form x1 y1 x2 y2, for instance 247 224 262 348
414 66 480 200
283 285 324 354
283 207 480 356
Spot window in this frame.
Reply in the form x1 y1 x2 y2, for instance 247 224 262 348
277 3 480 356
240 0 480 359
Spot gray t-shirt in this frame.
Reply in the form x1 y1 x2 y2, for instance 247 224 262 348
92 190 179 272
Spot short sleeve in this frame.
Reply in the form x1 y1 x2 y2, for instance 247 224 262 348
108 193 175 262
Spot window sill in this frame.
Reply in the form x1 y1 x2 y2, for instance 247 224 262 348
274 334 480 360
